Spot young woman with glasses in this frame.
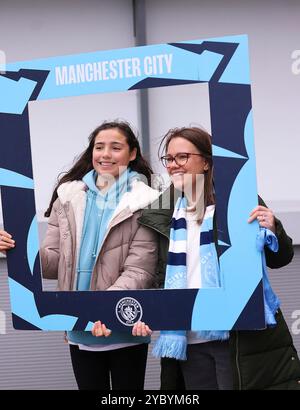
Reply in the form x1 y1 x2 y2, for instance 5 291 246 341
133 126 300 390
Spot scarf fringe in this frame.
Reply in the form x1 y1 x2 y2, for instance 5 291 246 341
196 330 229 341
152 334 187 360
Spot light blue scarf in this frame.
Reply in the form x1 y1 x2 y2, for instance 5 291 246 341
256 228 280 325
152 197 281 361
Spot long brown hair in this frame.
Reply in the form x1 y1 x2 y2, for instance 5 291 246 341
45 121 153 217
159 126 215 208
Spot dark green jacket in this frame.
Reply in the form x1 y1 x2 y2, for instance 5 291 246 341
138 188 300 390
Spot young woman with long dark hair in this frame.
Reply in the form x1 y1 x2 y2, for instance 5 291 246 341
1 120 159 390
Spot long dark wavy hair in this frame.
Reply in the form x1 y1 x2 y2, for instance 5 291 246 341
45 120 153 217
159 126 215 209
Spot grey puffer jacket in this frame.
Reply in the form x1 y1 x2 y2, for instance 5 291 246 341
41 178 159 291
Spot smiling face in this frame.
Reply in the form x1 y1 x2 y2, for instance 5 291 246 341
166 136 209 198
92 128 137 178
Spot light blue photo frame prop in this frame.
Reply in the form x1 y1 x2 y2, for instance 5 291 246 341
0 34 265 331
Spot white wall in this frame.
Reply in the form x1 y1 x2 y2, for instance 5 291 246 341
148 82 211 172
0 0 134 62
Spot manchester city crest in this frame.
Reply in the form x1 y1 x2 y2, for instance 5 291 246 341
115 297 143 326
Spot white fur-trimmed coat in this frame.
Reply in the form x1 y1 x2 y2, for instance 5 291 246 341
40 179 159 291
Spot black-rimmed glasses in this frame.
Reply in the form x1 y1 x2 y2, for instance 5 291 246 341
160 152 203 167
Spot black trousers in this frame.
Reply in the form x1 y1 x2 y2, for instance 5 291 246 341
69 343 148 390
161 340 233 390
180 341 233 390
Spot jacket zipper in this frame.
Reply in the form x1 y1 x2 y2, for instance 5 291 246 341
72 192 94 290
235 331 242 390
61 202 78 291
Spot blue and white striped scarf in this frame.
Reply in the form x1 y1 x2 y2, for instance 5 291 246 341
153 196 281 361
152 196 228 361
